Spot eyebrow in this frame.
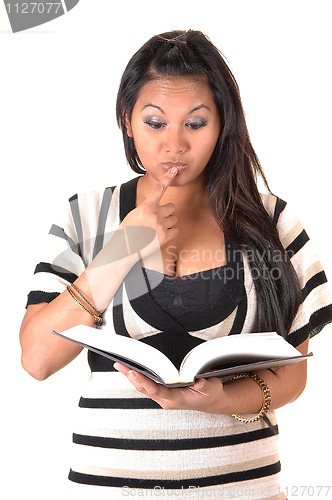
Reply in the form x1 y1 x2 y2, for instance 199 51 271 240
140 104 211 114
189 105 211 114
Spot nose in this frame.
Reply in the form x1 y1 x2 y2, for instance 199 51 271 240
164 127 188 154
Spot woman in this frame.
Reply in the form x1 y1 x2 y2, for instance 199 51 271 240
20 30 332 499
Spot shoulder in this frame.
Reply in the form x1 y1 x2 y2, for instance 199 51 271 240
259 192 287 224
53 186 121 247
67 176 140 218
260 193 306 250
64 185 121 228
63 175 140 237
68 185 120 211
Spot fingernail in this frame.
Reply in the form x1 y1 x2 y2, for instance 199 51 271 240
170 166 178 174
128 371 137 379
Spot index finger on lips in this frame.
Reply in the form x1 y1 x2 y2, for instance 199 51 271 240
146 167 178 205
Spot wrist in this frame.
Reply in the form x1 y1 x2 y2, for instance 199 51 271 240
66 284 103 326
79 233 140 312
230 373 271 423
220 376 264 415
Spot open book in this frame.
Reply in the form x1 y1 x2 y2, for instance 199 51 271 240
54 326 312 387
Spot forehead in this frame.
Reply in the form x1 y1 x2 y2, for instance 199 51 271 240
135 76 216 109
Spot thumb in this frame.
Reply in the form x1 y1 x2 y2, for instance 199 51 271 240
194 378 205 390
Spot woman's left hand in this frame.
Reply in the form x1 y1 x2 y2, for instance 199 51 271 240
113 362 224 413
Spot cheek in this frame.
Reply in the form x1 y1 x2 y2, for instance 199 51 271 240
197 134 219 160
136 135 156 154
134 131 161 151
133 132 160 166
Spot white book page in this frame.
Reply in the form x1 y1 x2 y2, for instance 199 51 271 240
58 325 180 382
179 332 300 381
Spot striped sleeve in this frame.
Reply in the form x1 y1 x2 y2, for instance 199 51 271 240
273 197 332 346
26 186 118 308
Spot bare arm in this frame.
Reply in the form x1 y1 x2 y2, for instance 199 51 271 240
19 255 138 381
20 168 179 381
221 337 309 414
114 337 309 415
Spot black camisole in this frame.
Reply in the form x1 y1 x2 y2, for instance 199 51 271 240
142 265 227 320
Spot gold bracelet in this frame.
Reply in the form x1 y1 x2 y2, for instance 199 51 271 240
70 283 101 316
230 373 271 424
66 286 103 326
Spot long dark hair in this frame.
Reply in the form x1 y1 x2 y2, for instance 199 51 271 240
116 30 301 338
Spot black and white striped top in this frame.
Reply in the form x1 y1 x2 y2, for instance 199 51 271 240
26 176 332 499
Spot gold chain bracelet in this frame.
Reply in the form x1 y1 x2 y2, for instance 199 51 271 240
66 286 103 326
70 283 102 316
230 373 271 424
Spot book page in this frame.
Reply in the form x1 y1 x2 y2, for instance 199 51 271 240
55 326 181 383
179 332 305 381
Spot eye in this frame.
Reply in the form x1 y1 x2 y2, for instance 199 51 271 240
186 120 208 130
143 120 166 130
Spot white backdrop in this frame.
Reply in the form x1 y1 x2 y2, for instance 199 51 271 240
1 1 331 499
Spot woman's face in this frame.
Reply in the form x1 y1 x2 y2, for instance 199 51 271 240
126 76 221 187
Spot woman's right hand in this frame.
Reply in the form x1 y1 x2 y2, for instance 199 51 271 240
121 167 179 259
19 167 179 380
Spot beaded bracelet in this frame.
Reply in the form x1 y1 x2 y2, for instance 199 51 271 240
230 373 271 424
66 286 103 326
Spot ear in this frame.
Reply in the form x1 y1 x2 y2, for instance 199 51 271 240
125 113 133 138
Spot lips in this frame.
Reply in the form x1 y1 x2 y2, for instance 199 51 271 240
161 162 188 172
